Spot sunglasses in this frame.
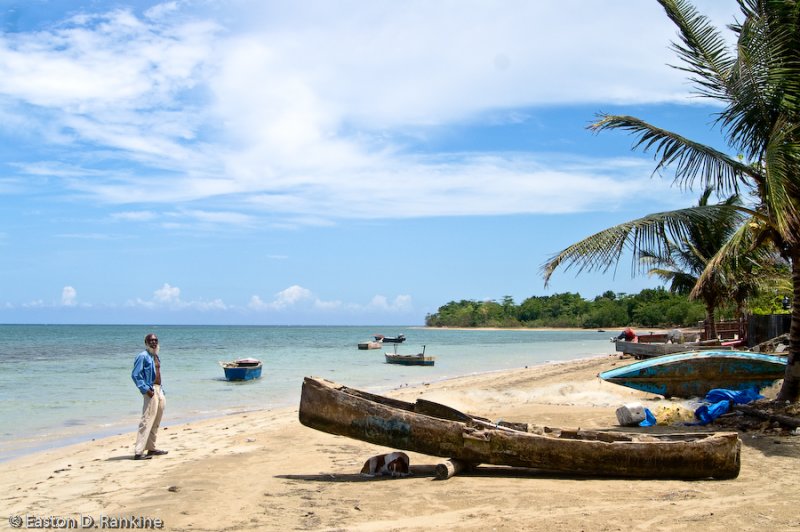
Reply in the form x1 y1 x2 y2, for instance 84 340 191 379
147 339 159 345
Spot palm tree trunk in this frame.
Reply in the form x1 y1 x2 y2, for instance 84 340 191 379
704 305 717 341
777 247 800 402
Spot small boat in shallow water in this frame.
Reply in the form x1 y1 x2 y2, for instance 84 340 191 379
384 353 435 366
220 358 263 381
385 344 434 366
298 376 741 479
375 334 406 343
358 341 382 350
599 350 786 398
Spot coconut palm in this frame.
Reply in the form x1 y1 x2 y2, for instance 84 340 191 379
542 0 800 401
642 189 743 339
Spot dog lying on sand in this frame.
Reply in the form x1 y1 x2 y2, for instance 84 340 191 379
360 452 410 477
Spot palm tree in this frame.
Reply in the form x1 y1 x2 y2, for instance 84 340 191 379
642 189 743 339
542 0 800 401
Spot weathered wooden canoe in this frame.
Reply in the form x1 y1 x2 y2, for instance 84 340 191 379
599 350 786 398
384 353 435 366
298 377 741 480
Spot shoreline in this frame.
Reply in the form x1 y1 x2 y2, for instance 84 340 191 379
3 354 799 531
1 353 613 464
420 325 678 334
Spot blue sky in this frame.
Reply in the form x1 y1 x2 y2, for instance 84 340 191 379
0 0 743 325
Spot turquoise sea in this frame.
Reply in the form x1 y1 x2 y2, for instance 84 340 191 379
0 324 615 462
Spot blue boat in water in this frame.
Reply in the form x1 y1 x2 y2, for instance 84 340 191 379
599 350 786 398
220 358 263 381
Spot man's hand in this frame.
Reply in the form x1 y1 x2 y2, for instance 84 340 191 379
147 389 155 398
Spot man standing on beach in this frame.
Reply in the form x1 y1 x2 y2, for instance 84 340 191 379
131 333 168 460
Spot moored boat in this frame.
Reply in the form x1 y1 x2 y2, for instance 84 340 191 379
599 350 786 398
375 334 406 343
385 344 434 366
298 376 741 479
384 353 435 366
220 358 263 381
358 341 382 350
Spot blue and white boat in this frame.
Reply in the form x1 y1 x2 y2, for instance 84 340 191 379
220 358 263 381
599 350 786 398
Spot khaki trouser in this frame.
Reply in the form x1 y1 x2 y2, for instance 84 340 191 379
134 384 166 455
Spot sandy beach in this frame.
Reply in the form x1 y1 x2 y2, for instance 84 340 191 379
3 354 799 531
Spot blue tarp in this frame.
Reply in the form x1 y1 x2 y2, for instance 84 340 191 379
693 388 764 425
639 408 657 427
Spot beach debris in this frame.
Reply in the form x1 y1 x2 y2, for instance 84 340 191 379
360 452 410 478
168 485 180 492
751 333 790 354
615 403 647 426
652 404 697 425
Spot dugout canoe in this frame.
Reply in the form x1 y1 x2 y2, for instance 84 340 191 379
298 376 741 480
599 350 786 398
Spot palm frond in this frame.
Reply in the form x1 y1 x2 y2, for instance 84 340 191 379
721 0 800 159
691 212 780 298
657 0 736 100
541 204 743 285
589 114 759 192
761 118 800 243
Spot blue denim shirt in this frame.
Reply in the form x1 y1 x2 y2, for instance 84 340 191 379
131 350 163 395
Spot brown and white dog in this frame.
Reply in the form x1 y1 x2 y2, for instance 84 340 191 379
360 452 410 477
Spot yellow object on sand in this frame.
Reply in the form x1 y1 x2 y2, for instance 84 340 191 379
653 404 697 425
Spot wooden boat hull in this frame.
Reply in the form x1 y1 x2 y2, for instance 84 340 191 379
375 334 406 343
298 377 740 480
599 350 786 398
385 353 435 366
221 360 263 381
358 341 382 350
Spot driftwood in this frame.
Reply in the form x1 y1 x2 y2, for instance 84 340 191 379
434 459 471 480
298 377 741 480
733 404 800 429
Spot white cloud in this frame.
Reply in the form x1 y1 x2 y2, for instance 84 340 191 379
0 1 739 227
154 283 181 303
274 285 313 307
368 295 413 312
248 285 412 314
126 283 228 311
249 285 313 310
61 286 77 306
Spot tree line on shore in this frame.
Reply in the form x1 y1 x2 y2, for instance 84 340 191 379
425 287 789 330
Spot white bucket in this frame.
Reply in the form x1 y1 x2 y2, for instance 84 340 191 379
616 402 646 426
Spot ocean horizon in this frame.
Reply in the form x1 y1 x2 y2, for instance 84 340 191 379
0 324 616 462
